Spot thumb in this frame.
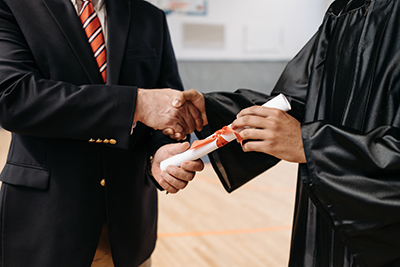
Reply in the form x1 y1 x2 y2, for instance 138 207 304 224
168 142 191 156
183 89 201 102
153 142 191 170
172 89 200 108
172 91 186 108
185 89 207 126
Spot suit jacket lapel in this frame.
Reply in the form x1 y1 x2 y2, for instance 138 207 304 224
41 0 104 84
106 0 131 85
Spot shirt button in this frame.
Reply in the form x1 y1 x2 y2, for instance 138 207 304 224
100 179 106 187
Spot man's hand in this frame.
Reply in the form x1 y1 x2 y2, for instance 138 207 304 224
231 106 306 163
152 142 204 194
179 89 207 126
134 88 204 140
162 89 208 137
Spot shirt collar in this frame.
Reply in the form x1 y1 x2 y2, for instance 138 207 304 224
71 0 105 11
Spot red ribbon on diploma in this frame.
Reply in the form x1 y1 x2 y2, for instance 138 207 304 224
190 126 243 150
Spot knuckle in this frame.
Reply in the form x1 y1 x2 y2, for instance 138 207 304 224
272 109 285 119
269 120 280 130
270 108 281 115
186 173 195 182
242 143 250 152
241 130 250 139
180 170 193 181
179 181 189 190
168 167 179 178
242 116 251 125
248 106 258 113
159 179 169 190
169 188 179 194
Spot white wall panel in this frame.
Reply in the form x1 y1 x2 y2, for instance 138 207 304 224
156 0 333 60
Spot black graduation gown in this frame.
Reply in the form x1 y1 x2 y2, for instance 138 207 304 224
199 0 400 266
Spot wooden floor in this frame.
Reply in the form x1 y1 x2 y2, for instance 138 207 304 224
0 129 297 267
0 129 10 170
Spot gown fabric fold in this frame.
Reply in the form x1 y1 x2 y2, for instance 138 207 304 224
200 0 400 266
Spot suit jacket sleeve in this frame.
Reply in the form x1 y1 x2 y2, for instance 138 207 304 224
0 1 182 151
0 1 138 149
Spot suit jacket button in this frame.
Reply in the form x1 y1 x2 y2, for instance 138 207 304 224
96 139 103 143
100 179 106 187
109 139 117 145
89 138 95 143
103 139 110 144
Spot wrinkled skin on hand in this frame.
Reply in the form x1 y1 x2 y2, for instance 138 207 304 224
232 106 306 163
162 89 208 138
152 142 204 193
134 88 204 140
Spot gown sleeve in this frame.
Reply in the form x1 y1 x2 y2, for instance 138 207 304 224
199 32 319 192
199 89 279 193
302 120 400 266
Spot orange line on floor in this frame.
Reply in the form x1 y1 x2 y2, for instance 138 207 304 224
158 226 292 239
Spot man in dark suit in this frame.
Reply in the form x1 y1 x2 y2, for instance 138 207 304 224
0 0 204 266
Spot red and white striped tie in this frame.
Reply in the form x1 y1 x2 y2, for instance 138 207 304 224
80 0 107 83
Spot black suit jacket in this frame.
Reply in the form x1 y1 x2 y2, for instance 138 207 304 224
0 0 182 266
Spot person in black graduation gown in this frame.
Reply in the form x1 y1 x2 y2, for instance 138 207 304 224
177 0 400 266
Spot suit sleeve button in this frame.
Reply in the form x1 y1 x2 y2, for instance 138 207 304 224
89 138 95 143
103 139 110 144
109 139 117 145
100 179 106 187
96 139 103 143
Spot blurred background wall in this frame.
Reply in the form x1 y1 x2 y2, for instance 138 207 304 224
148 0 333 94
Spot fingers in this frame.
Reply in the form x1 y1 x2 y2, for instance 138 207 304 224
174 89 208 126
185 89 208 126
185 101 204 131
152 142 204 194
232 115 268 130
232 106 285 130
175 89 200 107
181 159 205 172
161 128 179 140
168 141 191 154
135 88 193 139
231 107 306 163
159 89 207 139
237 106 284 118
240 139 267 153
171 91 187 108
157 162 200 194
159 167 191 193
163 103 203 138
160 158 204 193
239 127 272 140
164 124 185 140
177 104 197 135
166 165 196 183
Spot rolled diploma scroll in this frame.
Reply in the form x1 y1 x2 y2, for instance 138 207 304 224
160 93 291 171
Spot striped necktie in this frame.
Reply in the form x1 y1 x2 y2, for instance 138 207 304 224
79 0 107 83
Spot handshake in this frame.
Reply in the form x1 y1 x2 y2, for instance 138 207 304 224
135 88 305 194
134 88 208 194
134 88 207 140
